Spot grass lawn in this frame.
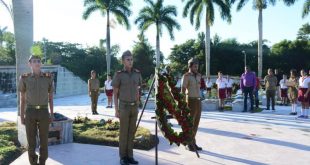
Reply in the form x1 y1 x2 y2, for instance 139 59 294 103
0 122 24 165
73 117 157 150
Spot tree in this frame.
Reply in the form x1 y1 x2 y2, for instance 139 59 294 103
297 23 310 40
302 0 310 18
132 34 156 79
236 0 296 78
0 0 13 19
135 0 180 67
182 0 231 77
82 0 132 75
12 0 33 116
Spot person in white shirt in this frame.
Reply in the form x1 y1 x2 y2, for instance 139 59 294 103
226 75 234 99
206 77 213 98
104 74 113 108
216 71 227 111
297 69 310 119
279 74 288 106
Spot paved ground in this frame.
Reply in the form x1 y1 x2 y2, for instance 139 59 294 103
1 94 310 165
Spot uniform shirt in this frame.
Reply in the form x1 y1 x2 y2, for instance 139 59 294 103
226 78 234 88
112 69 142 102
104 80 113 90
299 76 310 88
88 78 100 90
216 78 227 89
181 72 201 98
279 79 288 89
206 80 213 88
18 72 53 105
264 75 277 91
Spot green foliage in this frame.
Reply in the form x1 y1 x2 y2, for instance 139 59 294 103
0 31 15 65
73 119 157 150
82 0 132 29
135 0 180 40
302 0 310 18
132 34 155 79
297 23 310 40
0 122 23 165
31 44 43 58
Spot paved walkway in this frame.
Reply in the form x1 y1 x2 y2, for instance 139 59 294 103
1 95 310 165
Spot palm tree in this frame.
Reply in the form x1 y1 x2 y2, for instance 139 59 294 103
236 0 296 78
135 0 180 67
182 0 231 77
82 0 132 75
0 0 13 19
302 0 310 18
12 0 33 141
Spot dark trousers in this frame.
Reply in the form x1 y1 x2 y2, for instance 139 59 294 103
254 89 259 108
119 101 138 159
266 90 276 109
25 108 50 165
187 98 202 143
90 91 99 113
243 86 254 111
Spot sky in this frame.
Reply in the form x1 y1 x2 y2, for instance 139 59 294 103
0 0 308 58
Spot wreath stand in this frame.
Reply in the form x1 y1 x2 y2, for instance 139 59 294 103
134 74 200 165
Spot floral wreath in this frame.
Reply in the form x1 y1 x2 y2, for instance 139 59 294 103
156 70 193 146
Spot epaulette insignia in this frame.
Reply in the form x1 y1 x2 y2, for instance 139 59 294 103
184 72 190 76
134 69 140 73
21 73 31 78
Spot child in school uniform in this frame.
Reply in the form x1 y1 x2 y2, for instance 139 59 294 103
297 69 310 119
279 74 288 106
216 71 227 111
206 77 213 98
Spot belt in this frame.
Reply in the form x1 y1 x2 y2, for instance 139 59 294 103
91 89 99 92
120 100 137 106
27 105 48 110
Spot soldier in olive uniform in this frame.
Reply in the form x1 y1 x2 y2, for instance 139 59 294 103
88 70 100 115
181 58 203 152
112 50 142 165
19 55 54 165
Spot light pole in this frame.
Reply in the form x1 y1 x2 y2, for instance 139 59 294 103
242 50 247 67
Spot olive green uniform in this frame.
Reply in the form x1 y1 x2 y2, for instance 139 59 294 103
88 78 100 114
181 72 202 143
264 75 278 109
19 72 53 165
112 69 142 159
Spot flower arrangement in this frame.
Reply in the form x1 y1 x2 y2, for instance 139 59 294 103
156 70 193 146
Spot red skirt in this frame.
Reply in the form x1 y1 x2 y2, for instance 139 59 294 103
226 88 232 95
280 88 288 97
106 89 113 97
218 88 226 99
298 88 310 102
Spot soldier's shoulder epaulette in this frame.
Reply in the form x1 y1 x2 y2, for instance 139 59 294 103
134 69 140 73
43 72 52 78
184 72 191 76
21 73 31 78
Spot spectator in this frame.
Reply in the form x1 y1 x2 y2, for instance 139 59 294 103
226 75 234 99
216 71 227 111
206 77 213 98
240 66 256 113
200 76 206 99
264 68 278 111
287 69 299 115
279 74 288 105
297 69 310 119
254 77 260 109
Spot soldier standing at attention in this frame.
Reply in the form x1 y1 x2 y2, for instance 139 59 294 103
112 50 142 165
19 55 54 165
181 58 203 152
88 70 100 115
